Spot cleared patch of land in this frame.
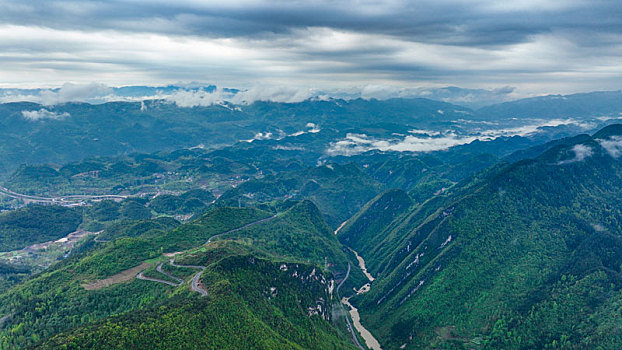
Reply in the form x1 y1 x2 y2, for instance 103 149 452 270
82 262 151 290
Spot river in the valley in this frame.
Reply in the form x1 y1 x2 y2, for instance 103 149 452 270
342 248 383 350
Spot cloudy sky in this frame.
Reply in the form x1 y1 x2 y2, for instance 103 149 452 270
1 0 621 99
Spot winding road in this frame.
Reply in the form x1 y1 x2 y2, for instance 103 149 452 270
156 262 184 284
136 269 181 287
204 214 278 245
169 259 208 296
135 214 279 296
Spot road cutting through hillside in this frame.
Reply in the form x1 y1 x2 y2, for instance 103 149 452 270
169 259 208 296
134 214 278 296
136 268 181 287
156 261 184 284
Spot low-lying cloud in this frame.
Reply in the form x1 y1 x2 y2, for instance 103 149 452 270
327 118 596 156
558 144 594 164
0 84 525 107
2 83 114 105
290 123 321 137
165 86 317 107
21 109 70 120
326 133 478 156
477 119 596 139
598 136 622 158
357 85 519 108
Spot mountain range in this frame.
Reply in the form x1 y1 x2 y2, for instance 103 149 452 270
1 92 622 349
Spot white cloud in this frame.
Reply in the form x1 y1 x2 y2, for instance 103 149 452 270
477 118 595 138
164 88 229 107
598 136 622 158
272 145 305 151
571 144 593 162
409 129 441 136
290 122 321 137
326 133 478 156
231 86 316 104
39 83 113 105
21 109 70 120
591 223 606 232
1 83 113 105
0 83 526 107
327 118 596 156
242 131 275 143
163 86 317 107
558 144 593 164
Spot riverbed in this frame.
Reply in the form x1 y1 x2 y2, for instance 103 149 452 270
342 248 383 350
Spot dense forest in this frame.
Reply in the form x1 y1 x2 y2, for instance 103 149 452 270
1 94 622 349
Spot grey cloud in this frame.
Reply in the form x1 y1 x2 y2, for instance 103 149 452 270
0 1 622 93
1 0 621 47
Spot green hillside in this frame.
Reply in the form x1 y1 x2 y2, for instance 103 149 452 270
38 251 356 350
339 189 413 254
342 124 622 349
0 201 358 349
216 163 384 228
0 205 82 251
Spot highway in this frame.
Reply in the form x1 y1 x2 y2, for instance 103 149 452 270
156 262 184 284
0 185 128 204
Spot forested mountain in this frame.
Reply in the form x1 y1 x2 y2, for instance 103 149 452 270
0 98 472 178
5 0 622 345
477 90 622 119
0 91 617 180
2 93 622 349
0 202 360 349
339 124 622 349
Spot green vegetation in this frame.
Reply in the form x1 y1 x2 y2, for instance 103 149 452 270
3 95 622 349
0 262 29 294
149 189 214 214
217 163 383 228
0 200 358 349
0 205 82 251
339 189 413 253
342 124 622 349
38 253 356 350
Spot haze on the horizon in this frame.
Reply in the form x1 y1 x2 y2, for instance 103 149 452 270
1 0 622 99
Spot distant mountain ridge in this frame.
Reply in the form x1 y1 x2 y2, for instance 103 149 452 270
477 90 622 119
2 89 619 179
